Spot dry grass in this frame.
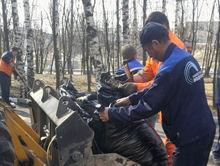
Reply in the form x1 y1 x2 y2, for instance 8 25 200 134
9 73 217 116
204 77 216 116
10 74 96 97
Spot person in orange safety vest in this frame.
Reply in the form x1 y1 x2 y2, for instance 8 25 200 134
0 47 19 106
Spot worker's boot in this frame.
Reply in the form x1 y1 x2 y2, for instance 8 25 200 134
9 102 16 109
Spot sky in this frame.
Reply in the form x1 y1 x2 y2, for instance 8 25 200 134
4 0 220 33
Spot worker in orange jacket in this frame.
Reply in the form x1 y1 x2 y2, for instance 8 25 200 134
0 47 19 107
131 12 186 166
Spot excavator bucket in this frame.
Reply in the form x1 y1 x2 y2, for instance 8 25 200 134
28 79 139 166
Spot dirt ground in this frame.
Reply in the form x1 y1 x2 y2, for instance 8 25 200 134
9 73 217 116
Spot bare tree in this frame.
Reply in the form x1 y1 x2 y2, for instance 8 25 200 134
162 0 166 14
175 0 181 35
102 0 110 72
213 0 220 107
190 0 204 54
52 0 62 89
23 0 34 88
82 0 105 82
61 0 67 76
11 0 26 97
142 0 147 65
132 0 138 46
179 0 185 39
116 0 121 69
122 0 129 45
2 0 9 51
68 0 74 80
0 26 3 55
202 0 216 77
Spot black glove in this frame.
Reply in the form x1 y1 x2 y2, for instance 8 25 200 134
119 82 137 97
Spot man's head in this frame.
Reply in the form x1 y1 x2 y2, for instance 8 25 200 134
184 40 192 54
11 47 19 57
139 22 170 61
121 44 137 62
145 11 170 30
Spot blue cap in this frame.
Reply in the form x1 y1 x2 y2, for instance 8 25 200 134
138 22 169 48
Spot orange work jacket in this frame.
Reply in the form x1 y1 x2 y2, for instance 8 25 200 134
0 52 15 77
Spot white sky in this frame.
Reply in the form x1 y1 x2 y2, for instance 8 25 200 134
4 0 219 33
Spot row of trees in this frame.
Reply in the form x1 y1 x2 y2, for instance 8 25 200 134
1 0 220 105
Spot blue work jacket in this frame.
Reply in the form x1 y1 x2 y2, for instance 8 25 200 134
108 43 215 146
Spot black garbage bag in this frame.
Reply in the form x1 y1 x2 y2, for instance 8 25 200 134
88 108 167 166
60 75 168 166
96 81 123 107
60 80 86 100
96 72 124 106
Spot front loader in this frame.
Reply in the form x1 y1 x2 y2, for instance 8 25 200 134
0 79 139 166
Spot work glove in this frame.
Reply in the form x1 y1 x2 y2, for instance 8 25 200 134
76 96 88 102
118 82 137 97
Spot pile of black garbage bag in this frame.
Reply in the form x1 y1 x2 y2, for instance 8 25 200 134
60 73 168 166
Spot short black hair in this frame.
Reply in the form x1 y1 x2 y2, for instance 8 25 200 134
139 22 169 47
12 47 19 52
145 11 170 29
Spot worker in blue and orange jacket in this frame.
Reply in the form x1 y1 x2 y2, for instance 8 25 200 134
99 22 215 166
0 47 19 106
120 12 187 166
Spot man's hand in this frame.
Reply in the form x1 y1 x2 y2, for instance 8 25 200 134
132 73 145 83
119 82 137 96
115 97 131 107
99 107 109 122
125 76 133 82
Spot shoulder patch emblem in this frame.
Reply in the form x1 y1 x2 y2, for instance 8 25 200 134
184 61 202 85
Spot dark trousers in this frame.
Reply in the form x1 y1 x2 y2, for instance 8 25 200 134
0 71 11 105
172 129 215 166
213 104 220 157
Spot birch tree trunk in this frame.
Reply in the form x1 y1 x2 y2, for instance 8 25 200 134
23 0 34 88
61 0 67 76
179 0 185 39
162 0 166 14
82 0 105 81
52 0 62 89
122 0 129 45
202 0 216 77
102 0 110 72
175 0 181 35
2 0 9 51
33 29 39 73
11 0 26 97
213 0 220 106
39 13 45 74
142 0 147 65
0 27 3 55
132 0 138 46
69 0 74 80
116 0 120 69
